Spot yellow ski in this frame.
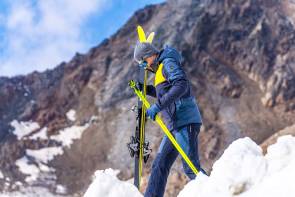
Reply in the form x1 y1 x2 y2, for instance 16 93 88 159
137 25 155 44
127 25 158 189
138 69 147 186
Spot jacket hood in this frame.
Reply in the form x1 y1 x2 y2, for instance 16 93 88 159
157 46 183 64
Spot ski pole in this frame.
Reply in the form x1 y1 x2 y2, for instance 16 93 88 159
129 80 199 175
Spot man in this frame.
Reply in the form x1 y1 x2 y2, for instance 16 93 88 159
134 42 207 197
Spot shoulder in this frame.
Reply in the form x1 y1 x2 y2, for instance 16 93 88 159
162 58 181 73
161 58 185 82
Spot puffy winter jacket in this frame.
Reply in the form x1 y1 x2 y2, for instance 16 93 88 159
147 46 202 131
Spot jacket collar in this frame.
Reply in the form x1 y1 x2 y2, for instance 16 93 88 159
150 49 164 73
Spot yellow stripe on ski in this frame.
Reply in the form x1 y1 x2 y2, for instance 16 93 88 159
137 25 155 43
146 32 155 43
138 70 148 186
129 80 199 176
137 26 146 43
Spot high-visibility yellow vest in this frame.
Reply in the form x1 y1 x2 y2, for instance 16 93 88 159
154 63 166 87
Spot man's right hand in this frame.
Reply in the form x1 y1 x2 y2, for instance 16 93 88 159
146 104 161 121
135 81 143 91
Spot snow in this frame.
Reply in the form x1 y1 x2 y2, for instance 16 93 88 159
12 116 91 186
15 147 63 183
26 147 63 164
84 169 142 197
10 120 40 140
55 184 67 194
0 170 4 179
178 135 295 197
50 123 90 148
15 157 40 182
83 135 295 197
66 109 76 121
0 186 68 197
29 127 48 140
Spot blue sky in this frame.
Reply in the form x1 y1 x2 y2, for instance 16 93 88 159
0 0 165 77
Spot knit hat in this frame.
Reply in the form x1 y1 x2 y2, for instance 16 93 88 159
134 42 159 63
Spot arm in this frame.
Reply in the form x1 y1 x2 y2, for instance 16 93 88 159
136 82 157 98
147 85 157 98
156 58 188 110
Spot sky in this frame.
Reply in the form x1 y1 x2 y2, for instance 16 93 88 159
0 0 165 77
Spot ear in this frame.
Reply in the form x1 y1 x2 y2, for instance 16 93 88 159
146 32 155 43
137 25 147 43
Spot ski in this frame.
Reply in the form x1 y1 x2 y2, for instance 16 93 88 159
127 26 153 189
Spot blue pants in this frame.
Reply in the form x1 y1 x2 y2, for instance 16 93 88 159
144 123 206 197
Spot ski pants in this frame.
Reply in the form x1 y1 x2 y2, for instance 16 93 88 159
144 123 206 197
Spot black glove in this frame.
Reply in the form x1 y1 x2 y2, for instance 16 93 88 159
135 81 143 91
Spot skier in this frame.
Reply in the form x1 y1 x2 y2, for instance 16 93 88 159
134 42 207 197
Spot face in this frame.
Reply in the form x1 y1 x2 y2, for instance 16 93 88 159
144 54 157 71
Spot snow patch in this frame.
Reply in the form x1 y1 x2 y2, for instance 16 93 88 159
56 184 67 194
0 186 67 197
16 147 63 183
11 120 40 140
66 109 76 121
15 157 40 183
29 127 48 140
84 169 142 197
50 123 89 148
0 170 4 179
178 135 295 197
26 147 63 164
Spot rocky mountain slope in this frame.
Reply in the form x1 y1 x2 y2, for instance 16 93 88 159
0 0 295 196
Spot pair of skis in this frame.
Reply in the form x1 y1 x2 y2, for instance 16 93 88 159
127 26 154 189
127 67 152 189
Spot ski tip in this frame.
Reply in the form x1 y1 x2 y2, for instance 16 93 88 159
137 25 146 43
146 32 155 43
128 80 136 88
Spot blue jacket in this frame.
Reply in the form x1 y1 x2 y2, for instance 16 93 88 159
147 46 202 131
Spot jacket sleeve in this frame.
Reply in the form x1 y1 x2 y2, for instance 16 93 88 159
156 58 188 110
136 82 156 98
146 85 157 98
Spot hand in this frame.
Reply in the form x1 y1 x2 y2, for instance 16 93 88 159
135 81 143 90
146 104 160 121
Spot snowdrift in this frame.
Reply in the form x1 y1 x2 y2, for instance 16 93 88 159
84 169 142 197
179 135 295 197
84 135 295 197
